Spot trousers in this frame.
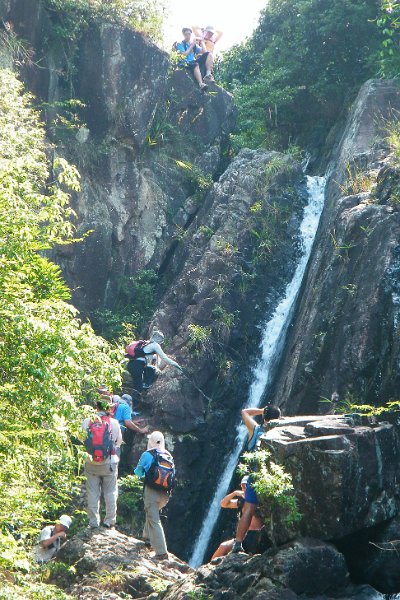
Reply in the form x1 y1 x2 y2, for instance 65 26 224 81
84 461 118 527
143 485 169 555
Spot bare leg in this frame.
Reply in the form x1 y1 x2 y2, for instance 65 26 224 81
236 502 256 542
192 64 203 86
211 539 234 560
205 53 214 77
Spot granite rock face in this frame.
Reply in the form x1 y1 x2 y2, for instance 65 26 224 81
271 80 400 413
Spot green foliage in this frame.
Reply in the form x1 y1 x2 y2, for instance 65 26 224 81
44 0 165 43
219 0 380 151
187 324 213 355
0 69 121 578
239 449 301 545
93 269 158 341
377 1 400 76
117 475 144 535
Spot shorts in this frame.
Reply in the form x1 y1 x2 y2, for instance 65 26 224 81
244 478 258 504
242 529 262 554
185 52 209 71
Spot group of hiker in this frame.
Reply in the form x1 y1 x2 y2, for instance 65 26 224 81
34 326 281 565
174 25 223 91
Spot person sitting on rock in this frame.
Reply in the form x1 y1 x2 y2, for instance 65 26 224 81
33 515 72 563
175 27 213 90
134 431 174 561
192 25 223 58
211 475 265 559
82 399 122 529
126 330 182 396
231 405 281 553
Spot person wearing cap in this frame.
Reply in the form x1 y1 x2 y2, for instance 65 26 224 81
34 515 72 563
82 399 122 529
126 330 182 396
231 405 281 553
211 476 264 559
111 394 149 435
192 25 223 62
134 431 172 561
175 27 213 90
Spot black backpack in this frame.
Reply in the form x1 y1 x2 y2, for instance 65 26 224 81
144 449 175 493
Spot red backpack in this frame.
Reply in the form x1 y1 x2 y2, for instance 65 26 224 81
84 415 114 462
125 340 149 358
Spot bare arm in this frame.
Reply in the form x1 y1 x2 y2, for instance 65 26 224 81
124 419 149 434
180 41 198 57
241 408 263 438
192 25 202 36
220 490 244 509
214 30 223 43
41 532 66 548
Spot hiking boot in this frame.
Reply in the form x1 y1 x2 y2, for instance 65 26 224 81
230 540 244 553
199 82 208 91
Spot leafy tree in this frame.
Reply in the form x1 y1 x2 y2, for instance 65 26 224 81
377 0 400 76
0 68 122 581
218 0 381 152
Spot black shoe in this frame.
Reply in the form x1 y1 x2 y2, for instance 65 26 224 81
103 523 115 530
230 540 244 553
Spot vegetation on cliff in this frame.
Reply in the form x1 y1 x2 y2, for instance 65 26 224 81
218 0 381 151
0 68 121 594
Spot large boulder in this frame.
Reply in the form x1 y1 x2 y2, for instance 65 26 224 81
261 414 400 542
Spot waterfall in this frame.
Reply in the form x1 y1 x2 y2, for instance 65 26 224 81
188 175 326 568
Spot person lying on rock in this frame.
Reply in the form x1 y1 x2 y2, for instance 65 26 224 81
175 27 213 90
125 330 182 396
191 25 223 58
134 431 175 561
82 399 122 530
33 515 72 563
211 476 265 559
231 405 281 553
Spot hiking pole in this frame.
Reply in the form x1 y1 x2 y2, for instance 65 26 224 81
179 367 213 404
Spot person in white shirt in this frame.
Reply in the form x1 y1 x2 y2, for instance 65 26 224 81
126 330 182 395
82 399 122 529
34 515 72 563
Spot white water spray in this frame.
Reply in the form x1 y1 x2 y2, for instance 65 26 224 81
189 176 326 568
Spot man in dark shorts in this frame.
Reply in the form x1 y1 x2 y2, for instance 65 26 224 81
231 404 281 553
175 27 213 90
211 476 265 559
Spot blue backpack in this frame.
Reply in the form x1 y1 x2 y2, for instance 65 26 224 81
145 449 175 493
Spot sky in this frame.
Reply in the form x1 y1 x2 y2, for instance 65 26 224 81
162 0 267 53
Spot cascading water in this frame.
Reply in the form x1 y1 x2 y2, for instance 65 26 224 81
189 175 326 568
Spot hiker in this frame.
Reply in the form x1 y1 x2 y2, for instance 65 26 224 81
82 398 122 529
134 431 175 561
231 405 281 553
211 476 264 559
175 27 213 89
34 515 72 563
111 394 149 435
126 330 182 395
192 25 223 56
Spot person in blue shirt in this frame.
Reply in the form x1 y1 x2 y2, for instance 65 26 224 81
135 431 172 560
175 27 213 90
231 404 281 553
111 395 148 434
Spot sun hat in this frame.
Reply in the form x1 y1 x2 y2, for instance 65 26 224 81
151 330 165 344
147 431 165 451
59 515 72 529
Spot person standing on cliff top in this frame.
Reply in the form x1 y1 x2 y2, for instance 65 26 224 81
231 405 281 554
175 27 213 89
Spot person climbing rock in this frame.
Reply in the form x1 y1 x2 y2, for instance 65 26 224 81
175 27 213 90
33 515 72 563
125 330 182 395
82 399 122 529
231 405 281 553
211 475 265 559
134 431 175 561
111 394 149 473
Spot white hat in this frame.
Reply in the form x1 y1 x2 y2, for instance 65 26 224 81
147 431 165 451
205 25 216 34
151 330 165 344
59 515 72 529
